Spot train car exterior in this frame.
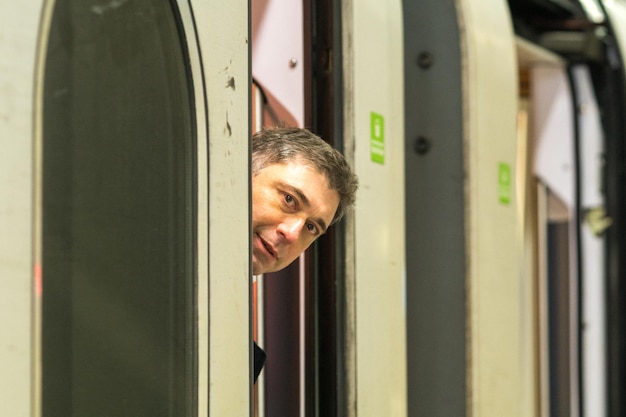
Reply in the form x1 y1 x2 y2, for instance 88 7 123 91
1 1 251 416
2 0 626 416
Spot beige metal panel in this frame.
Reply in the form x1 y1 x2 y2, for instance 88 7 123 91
515 39 567 417
191 1 251 415
0 2 49 416
345 0 407 416
457 1 527 415
517 100 544 417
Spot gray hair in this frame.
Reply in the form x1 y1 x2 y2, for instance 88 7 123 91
252 127 358 225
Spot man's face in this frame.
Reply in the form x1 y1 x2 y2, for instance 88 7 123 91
251 160 340 275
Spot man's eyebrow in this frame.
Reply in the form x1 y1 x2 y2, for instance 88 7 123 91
284 184 329 233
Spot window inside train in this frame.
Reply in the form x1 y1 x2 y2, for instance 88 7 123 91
41 1 196 416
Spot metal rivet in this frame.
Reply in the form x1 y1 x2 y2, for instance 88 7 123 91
417 52 434 69
415 137 431 155
289 58 298 68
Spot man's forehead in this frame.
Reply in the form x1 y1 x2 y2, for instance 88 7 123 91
258 158 327 179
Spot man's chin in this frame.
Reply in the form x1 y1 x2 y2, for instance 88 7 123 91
252 258 270 276
252 263 281 276
252 265 273 276
252 253 281 275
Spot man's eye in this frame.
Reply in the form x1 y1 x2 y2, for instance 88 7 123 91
284 193 296 207
306 223 318 235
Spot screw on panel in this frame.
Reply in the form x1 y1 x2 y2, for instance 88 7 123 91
414 137 431 155
417 52 434 69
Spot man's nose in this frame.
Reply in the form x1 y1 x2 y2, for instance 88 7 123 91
277 216 305 242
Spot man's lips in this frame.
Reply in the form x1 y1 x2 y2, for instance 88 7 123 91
257 234 277 259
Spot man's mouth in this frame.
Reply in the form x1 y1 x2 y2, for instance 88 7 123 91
258 234 277 259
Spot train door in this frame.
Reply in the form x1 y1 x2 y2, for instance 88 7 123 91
523 51 608 417
252 1 408 416
404 0 527 416
40 0 197 414
251 1 308 416
251 1 347 415
0 1 251 416
345 1 408 417
532 62 610 417
517 38 572 417
403 1 468 414
512 0 626 416
531 60 584 417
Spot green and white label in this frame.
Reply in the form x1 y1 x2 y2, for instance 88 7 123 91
370 112 385 164
498 162 512 205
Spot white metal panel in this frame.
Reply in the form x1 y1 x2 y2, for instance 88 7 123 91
0 2 49 416
532 66 576 209
251 0 304 127
348 0 407 416
581 221 607 417
191 1 251 415
573 67 603 208
572 64 607 417
457 0 526 415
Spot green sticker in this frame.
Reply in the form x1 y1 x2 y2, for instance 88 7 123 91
498 163 511 205
370 112 385 164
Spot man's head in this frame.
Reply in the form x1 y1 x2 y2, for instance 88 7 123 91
251 127 358 275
